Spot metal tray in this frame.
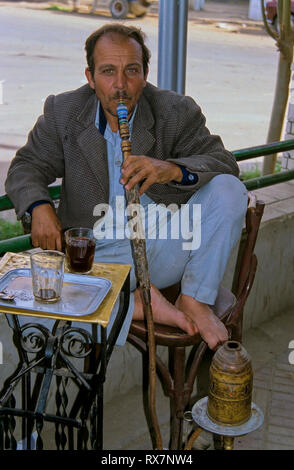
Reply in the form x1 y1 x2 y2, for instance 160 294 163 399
0 269 112 317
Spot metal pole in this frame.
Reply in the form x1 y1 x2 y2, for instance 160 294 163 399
158 0 178 91
177 0 189 94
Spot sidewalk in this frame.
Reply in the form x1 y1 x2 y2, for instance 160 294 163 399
150 0 263 28
0 0 264 30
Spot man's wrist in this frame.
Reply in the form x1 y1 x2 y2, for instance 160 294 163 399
172 164 184 183
27 200 51 215
173 165 198 185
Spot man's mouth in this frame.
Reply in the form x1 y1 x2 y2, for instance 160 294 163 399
112 93 131 101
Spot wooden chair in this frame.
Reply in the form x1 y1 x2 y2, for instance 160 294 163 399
127 194 265 449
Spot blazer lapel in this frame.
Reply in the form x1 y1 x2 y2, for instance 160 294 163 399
131 93 155 156
76 93 109 201
76 90 155 202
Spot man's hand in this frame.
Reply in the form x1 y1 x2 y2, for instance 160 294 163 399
120 155 182 195
31 204 63 251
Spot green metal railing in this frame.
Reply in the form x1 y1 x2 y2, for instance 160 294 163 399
233 138 294 161
1 139 294 255
0 234 33 254
243 168 294 190
0 185 60 213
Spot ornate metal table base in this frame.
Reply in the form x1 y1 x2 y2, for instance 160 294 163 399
0 269 130 450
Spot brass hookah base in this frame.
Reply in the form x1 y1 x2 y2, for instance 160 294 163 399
191 341 264 450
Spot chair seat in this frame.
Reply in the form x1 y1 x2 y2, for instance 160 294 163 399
129 285 236 347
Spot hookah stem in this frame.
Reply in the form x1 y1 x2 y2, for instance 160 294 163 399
117 98 163 450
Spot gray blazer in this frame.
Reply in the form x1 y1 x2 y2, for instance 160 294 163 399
5 83 239 229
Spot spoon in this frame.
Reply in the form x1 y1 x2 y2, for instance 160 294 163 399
0 291 16 302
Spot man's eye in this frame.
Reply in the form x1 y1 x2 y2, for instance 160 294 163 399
127 68 139 75
102 69 114 75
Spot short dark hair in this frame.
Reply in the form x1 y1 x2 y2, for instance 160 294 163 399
85 24 151 77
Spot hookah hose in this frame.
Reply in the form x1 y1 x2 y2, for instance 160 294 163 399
117 98 163 450
184 428 202 450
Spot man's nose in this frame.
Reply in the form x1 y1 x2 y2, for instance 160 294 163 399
115 70 126 89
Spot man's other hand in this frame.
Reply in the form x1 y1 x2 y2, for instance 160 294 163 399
31 204 63 251
120 155 182 195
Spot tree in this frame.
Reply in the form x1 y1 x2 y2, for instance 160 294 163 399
261 0 294 175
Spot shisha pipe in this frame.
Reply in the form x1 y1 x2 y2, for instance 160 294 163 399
116 96 163 450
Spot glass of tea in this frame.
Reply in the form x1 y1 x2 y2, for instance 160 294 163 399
64 228 96 274
30 250 65 303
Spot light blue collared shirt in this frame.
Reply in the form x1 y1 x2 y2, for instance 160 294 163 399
94 102 154 245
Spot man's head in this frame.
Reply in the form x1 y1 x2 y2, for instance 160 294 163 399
84 24 151 128
85 24 151 78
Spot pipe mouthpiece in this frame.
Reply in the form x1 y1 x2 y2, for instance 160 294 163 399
116 101 128 122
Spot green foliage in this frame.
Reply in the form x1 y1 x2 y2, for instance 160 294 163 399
45 4 71 12
0 219 24 241
240 159 282 181
275 160 282 173
240 165 261 181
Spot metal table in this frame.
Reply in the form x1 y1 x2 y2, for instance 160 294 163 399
0 252 131 450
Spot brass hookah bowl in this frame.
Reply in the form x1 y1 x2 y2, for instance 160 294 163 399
192 340 264 450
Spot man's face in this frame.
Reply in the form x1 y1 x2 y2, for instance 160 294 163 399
85 33 148 127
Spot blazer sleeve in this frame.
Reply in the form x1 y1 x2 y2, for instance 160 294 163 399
5 95 65 219
166 95 239 190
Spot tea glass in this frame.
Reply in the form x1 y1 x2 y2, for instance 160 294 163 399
64 227 96 274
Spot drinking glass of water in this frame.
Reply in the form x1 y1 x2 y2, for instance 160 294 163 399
30 250 65 303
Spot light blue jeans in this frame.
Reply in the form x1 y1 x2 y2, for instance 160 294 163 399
93 174 248 345
9 175 247 346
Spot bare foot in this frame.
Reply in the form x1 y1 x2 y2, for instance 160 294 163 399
175 294 228 350
132 284 197 336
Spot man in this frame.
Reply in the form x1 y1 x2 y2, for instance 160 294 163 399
5 24 248 350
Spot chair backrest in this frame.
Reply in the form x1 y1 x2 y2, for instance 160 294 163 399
231 192 265 299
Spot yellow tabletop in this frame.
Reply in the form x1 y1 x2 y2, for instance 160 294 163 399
0 252 131 327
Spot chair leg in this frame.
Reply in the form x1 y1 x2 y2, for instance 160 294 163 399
168 347 186 450
190 348 214 405
127 335 208 450
229 310 243 343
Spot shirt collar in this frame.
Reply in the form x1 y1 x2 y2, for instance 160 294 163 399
95 101 137 136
